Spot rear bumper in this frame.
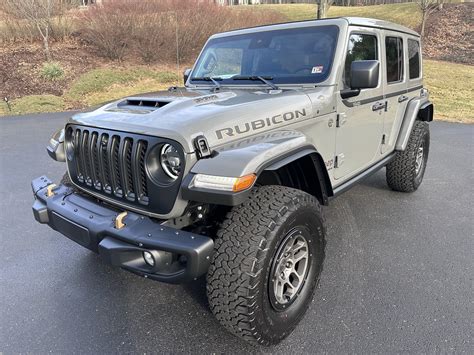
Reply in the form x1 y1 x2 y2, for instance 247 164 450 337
31 176 214 283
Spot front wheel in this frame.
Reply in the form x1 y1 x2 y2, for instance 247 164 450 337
207 186 326 345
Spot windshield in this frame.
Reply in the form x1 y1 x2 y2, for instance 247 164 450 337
190 25 339 86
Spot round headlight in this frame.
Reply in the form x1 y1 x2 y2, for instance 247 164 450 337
160 144 181 179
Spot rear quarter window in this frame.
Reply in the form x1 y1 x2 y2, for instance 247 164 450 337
408 39 421 79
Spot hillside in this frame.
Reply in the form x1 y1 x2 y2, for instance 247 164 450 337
263 2 473 65
262 3 421 29
423 3 473 65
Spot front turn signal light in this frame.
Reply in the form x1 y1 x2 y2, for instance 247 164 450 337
192 173 257 192
232 174 257 192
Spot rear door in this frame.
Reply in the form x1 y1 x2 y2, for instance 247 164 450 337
381 31 408 154
335 28 384 180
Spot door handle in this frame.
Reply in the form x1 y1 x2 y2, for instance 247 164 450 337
372 102 385 111
398 95 409 103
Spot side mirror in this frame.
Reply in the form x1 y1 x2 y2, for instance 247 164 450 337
183 68 192 85
351 60 379 89
341 60 380 99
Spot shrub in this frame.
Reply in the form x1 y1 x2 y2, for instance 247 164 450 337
40 62 65 80
78 0 284 63
78 1 138 61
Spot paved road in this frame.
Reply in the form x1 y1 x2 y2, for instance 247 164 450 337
0 113 473 353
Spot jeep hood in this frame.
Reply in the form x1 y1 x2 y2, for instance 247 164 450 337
70 88 316 153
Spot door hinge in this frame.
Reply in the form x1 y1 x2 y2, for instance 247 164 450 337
334 153 345 168
336 113 347 128
381 134 386 145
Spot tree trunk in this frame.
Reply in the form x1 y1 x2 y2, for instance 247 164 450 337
317 0 327 19
420 10 427 38
36 22 52 61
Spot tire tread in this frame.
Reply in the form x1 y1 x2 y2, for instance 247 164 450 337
207 185 324 345
386 121 429 192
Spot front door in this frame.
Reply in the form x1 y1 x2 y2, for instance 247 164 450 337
335 29 385 180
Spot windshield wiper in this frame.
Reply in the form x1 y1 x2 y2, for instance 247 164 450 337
232 75 279 90
192 76 222 89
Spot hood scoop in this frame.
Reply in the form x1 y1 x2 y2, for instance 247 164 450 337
119 98 172 108
108 97 174 114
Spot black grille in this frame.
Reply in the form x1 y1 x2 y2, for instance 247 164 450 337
68 127 150 205
65 125 185 216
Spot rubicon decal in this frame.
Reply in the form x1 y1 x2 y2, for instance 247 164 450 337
215 109 307 140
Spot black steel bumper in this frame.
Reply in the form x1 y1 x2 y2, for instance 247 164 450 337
31 176 214 283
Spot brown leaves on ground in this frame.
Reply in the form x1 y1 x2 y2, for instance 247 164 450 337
423 3 474 65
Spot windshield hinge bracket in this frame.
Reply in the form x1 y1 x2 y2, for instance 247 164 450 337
194 135 212 159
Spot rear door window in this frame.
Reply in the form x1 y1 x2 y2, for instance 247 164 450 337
385 37 404 83
408 39 421 79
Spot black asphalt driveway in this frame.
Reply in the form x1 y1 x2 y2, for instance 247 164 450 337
0 113 473 353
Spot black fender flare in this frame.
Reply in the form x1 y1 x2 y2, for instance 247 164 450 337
418 101 434 122
259 147 333 205
182 146 333 207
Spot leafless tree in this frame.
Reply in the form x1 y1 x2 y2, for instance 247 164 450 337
316 0 334 19
2 0 72 61
417 0 443 37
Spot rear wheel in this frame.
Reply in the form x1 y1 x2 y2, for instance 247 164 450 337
207 186 325 345
386 121 430 192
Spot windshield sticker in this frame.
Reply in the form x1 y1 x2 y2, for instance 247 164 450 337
311 66 324 74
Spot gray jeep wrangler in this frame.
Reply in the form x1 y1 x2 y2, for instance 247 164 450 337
32 17 433 345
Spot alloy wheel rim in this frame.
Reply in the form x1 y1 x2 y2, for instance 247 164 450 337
269 228 310 310
415 142 425 175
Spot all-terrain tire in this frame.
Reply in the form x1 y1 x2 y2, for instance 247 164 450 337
207 186 326 346
386 121 430 192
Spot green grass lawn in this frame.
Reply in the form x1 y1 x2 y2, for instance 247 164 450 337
424 60 473 122
1 95 65 116
259 3 422 29
66 67 178 103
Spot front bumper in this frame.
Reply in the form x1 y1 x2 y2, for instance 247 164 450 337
31 176 214 283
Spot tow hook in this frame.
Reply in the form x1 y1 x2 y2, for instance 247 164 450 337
115 211 128 229
46 184 57 197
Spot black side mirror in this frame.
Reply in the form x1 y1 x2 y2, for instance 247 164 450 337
351 60 379 89
341 60 380 99
183 68 192 85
